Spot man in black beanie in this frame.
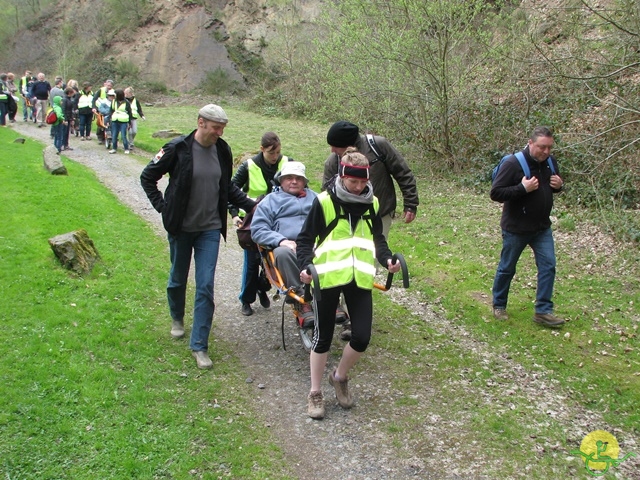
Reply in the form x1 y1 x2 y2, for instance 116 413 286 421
323 120 419 239
322 120 419 341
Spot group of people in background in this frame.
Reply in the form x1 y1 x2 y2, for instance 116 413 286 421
0 70 145 154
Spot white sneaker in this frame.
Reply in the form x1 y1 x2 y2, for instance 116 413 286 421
124 150 130 154
109 149 116 154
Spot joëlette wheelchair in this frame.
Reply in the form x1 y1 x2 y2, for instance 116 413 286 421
259 246 409 352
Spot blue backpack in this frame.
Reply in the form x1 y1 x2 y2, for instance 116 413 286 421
492 151 555 182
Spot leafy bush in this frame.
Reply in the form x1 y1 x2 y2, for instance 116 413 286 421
199 68 243 96
144 81 168 94
114 59 140 82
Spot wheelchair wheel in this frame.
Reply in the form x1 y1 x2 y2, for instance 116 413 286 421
298 326 313 352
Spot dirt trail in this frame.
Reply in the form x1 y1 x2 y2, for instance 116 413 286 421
11 121 639 480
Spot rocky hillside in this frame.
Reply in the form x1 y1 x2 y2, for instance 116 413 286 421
4 0 321 92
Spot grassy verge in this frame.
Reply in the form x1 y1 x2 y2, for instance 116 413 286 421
0 128 292 479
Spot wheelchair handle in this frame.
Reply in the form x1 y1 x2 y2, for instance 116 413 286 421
384 253 410 290
303 264 321 303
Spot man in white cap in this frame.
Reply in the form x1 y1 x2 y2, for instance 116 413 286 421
250 161 318 327
140 104 256 369
92 79 114 115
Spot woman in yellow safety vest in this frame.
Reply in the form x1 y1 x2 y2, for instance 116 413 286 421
124 86 145 149
108 89 132 154
77 82 94 140
229 132 293 317
297 148 401 420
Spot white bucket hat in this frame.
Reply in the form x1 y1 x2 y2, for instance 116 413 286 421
280 161 307 180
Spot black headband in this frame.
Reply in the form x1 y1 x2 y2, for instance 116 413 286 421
339 161 369 180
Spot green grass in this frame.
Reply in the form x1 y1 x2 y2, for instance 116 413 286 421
0 128 292 479
3 102 639 479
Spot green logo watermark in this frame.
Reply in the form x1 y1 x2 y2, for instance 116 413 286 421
571 430 636 477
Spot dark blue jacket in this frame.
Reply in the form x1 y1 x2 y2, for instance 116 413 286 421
30 80 51 100
490 146 561 234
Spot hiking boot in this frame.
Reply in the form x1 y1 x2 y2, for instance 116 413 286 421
297 303 315 329
192 350 213 369
493 308 508 321
307 391 325 419
170 319 184 339
533 313 565 328
258 290 271 309
339 323 352 342
328 369 353 408
335 305 349 324
241 302 254 316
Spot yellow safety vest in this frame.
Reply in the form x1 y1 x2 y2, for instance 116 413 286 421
246 156 289 199
238 155 289 217
111 100 129 122
129 97 139 118
313 192 379 290
20 76 29 95
78 92 93 109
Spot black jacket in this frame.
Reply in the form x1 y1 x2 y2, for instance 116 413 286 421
322 135 419 218
490 146 561 234
140 130 256 237
61 96 75 121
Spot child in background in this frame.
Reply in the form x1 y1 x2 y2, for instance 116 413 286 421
51 95 65 154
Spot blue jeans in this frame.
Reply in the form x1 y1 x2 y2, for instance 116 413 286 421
167 229 221 352
111 121 129 151
79 112 92 137
21 97 30 121
239 249 261 304
52 123 64 152
492 228 556 314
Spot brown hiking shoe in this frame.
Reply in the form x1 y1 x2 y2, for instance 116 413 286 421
307 391 325 419
328 369 353 408
335 305 349 324
533 313 565 328
493 308 508 321
297 302 315 329
339 323 352 341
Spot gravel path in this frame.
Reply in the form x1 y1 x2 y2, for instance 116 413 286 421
11 121 639 479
